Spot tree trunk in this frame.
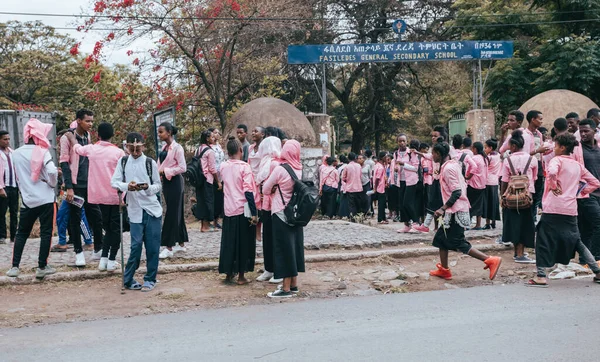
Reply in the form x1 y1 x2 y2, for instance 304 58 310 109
351 125 365 153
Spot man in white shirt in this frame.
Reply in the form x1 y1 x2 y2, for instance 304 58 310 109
6 119 58 279
111 132 162 292
0 130 18 244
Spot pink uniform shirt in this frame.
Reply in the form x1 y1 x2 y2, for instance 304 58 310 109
373 163 386 194
197 145 217 184
422 156 433 185
319 165 339 191
501 151 538 194
467 154 487 190
440 160 470 214
262 165 302 214
486 153 502 186
391 150 419 186
73 141 125 205
454 149 477 176
220 159 258 217
343 161 363 193
157 141 186 180
499 128 533 155
543 156 600 216
261 159 281 211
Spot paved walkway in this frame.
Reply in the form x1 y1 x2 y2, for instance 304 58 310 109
0 220 501 271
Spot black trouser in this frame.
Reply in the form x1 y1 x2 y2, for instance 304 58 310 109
321 188 338 219
100 204 121 260
69 188 103 254
532 175 544 219
361 183 371 214
261 210 274 272
12 202 54 268
348 192 363 221
577 196 600 261
0 186 19 241
377 192 387 222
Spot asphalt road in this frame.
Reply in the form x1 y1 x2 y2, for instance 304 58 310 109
1 280 598 362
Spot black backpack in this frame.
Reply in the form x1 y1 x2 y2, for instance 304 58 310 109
185 147 211 188
277 163 320 227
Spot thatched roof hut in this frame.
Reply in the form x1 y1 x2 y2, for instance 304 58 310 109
519 90 599 122
227 97 317 146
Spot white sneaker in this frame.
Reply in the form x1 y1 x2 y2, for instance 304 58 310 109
269 277 283 284
106 260 120 272
98 257 108 271
159 248 174 259
6 267 19 277
91 250 102 261
172 245 187 253
256 271 274 282
75 252 86 267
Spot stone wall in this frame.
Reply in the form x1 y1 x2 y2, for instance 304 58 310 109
306 113 334 156
466 109 495 143
301 147 325 184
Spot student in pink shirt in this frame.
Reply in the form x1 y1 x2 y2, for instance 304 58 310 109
255 136 282 283
465 142 488 229
343 152 363 222
499 110 532 155
428 142 502 281
373 151 388 224
156 123 189 260
391 135 421 232
218 137 259 285
262 140 304 298
483 138 501 229
319 156 339 220
414 131 446 233
451 134 477 177
65 123 125 271
419 143 433 218
337 155 350 218
528 133 600 287
500 130 538 264
194 130 221 233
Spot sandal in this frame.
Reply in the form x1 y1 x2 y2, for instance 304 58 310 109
125 280 142 290
50 244 68 253
525 279 548 288
141 281 156 292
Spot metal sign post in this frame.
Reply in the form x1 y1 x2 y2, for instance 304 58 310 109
153 107 176 157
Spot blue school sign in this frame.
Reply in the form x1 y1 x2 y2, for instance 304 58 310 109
287 40 513 64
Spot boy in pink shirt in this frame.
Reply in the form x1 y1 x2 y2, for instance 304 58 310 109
528 133 600 287
483 139 502 229
429 142 502 281
218 137 259 285
319 156 339 220
465 142 488 229
373 151 388 224
65 123 125 271
343 152 363 222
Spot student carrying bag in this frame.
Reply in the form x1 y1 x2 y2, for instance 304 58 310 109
277 163 320 227
502 156 533 210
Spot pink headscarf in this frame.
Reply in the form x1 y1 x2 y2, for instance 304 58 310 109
24 118 53 181
280 139 302 170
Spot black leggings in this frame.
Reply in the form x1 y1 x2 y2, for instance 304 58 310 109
100 204 121 260
12 202 54 268
377 193 387 222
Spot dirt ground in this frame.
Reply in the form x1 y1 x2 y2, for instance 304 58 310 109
0 249 546 328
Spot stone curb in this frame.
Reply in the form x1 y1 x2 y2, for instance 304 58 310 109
0 244 509 286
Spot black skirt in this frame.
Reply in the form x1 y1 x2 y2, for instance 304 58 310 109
213 182 224 219
272 214 305 279
427 179 443 213
161 174 189 247
194 181 214 221
432 215 472 254
218 214 256 275
338 192 350 218
482 185 501 221
502 207 535 248
467 186 485 217
261 210 274 272
387 185 399 213
401 183 420 223
535 213 579 268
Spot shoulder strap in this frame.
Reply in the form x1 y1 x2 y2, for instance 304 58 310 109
121 156 128 183
146 157 153 184
281 163 299 181
197 146 211 159
506 156 517 176
523 156 533 175
459 153 467 162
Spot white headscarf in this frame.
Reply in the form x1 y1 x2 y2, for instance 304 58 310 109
256 136 282 184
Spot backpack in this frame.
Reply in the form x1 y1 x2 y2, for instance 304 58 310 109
458 153 467 177
502 156 533 210
185 147 211 188
277 163 320 227
118 155 157 231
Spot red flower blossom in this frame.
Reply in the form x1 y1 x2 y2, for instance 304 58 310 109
132 58 140 66
70 43 81 56
153 65 162 72
94 1 108 13
93 70 102 83
137 106 145 114
126 50 134 56
114 92 125 101
230 1 241 12
106 32 115 41
127 27 134 35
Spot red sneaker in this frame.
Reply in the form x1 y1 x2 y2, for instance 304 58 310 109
484 256 502 280
429 263 452 280
412 224 430 233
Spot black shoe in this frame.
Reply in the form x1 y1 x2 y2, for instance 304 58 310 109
483 225 491 230
267 289 294 298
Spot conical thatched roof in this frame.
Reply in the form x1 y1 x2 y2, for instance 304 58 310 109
519 90 598 123
227 97 316 145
